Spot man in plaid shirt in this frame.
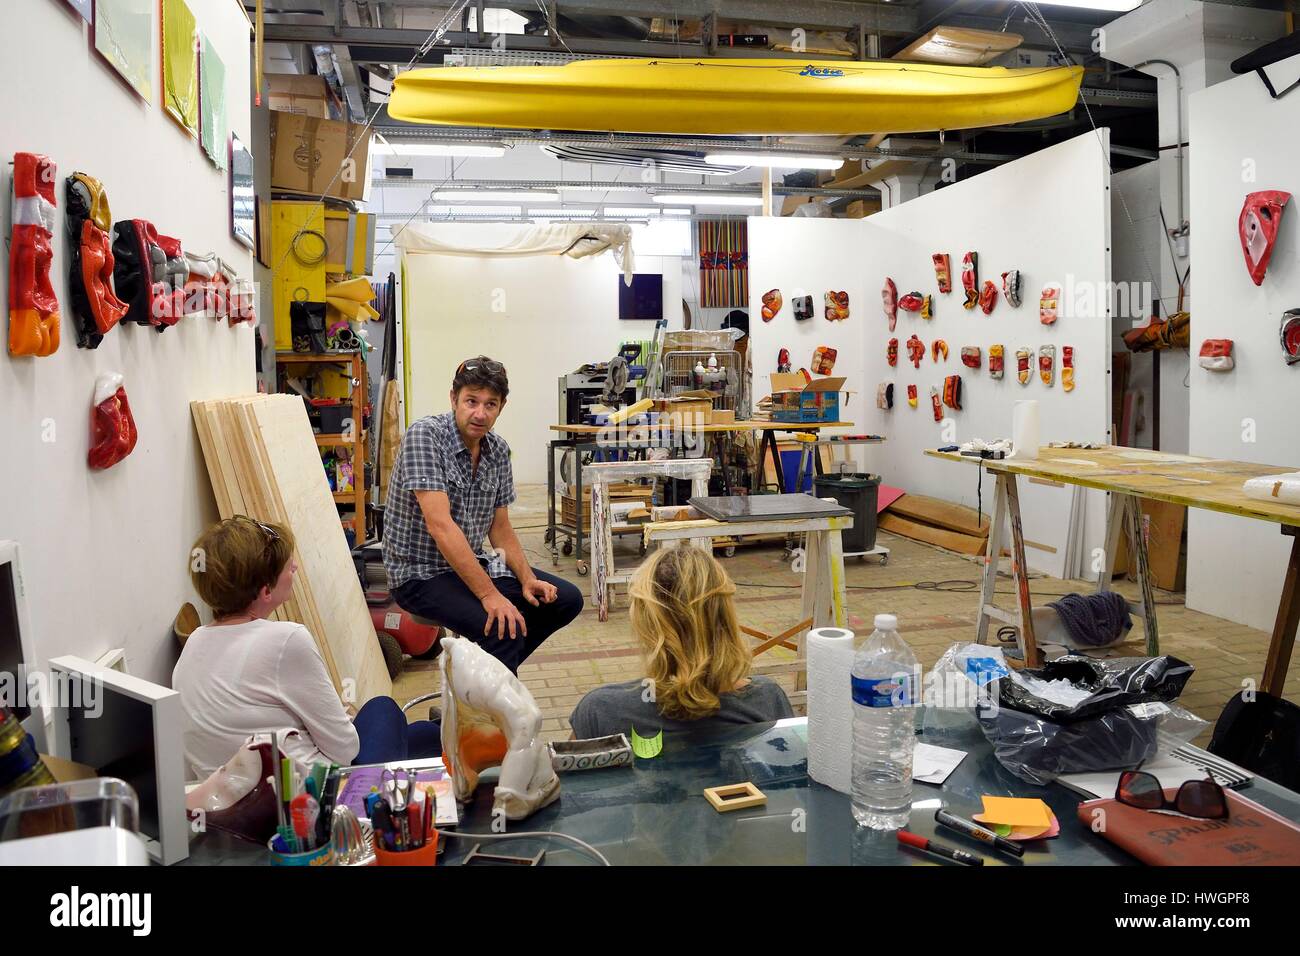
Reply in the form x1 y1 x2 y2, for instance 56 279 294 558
386 357 583 673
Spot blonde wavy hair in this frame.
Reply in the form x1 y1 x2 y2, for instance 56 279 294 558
629 546 751 721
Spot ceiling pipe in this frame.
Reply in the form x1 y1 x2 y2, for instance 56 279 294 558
371 126 1022 164
371 177 883 198
1131 58 1185 230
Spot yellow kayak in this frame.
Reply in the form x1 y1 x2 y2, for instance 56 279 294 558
389 58 1084 136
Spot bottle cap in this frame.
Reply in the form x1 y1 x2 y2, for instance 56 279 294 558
874 613 898 631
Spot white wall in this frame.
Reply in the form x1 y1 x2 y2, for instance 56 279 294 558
402 223 682 484
0 2 254 685
749 132 1114 577
1185 53 1300 632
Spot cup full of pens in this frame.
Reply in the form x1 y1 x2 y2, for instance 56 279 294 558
369 767 438 866
266 733 342 866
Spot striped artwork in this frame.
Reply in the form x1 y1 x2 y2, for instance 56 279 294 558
698 219 749 308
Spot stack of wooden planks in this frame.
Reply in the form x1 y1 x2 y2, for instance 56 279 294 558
880 493 990 556
191 395 392 706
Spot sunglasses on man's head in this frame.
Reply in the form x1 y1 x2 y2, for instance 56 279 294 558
1116 769 1229 820
456 359 506 376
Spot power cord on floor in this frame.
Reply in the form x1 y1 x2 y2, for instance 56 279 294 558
435 827 611 866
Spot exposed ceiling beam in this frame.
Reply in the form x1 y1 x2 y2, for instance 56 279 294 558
354 0 918 33
262 22 923 61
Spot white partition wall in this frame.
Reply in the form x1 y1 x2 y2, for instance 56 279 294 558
401 223 683 484
750 131 1113 576
1186 55 1300 632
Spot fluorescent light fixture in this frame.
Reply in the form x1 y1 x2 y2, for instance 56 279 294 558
425 205 521 217
432 190 559 203
1021 0 1139 10
653 193 763 207
529 208 595 217
662 208 691 216
705 152 842 170
374 142 505 157
557 183 631 193
604 207 660 216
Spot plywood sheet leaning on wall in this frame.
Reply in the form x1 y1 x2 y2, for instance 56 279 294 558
887 493 990 538
878 512 988 556
191 396 392 705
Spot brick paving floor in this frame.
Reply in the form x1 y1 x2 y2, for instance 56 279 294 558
394 484 1298 747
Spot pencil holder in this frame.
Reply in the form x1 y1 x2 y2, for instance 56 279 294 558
267 834 335 866
373 829 439 866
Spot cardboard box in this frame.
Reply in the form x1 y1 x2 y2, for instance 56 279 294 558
266 74 333 119
708 409 736 424
768 374 846 423
781 195 815 216
270 111 373 203
654 397 712 424
323 208 376 275
843 198 881 219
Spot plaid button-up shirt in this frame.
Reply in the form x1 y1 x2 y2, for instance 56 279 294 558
384 412 516 589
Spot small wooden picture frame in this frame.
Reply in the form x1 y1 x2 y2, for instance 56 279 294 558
704 782 767 813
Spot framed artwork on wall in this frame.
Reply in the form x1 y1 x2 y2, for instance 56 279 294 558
93 0 154 101
161 0 199 135
230 133 256 251
200 33 228 168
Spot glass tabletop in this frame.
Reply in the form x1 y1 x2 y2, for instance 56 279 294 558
186 718 1300 866
689 494 852 522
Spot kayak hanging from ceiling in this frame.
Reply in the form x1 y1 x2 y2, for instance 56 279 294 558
388 58 1086 136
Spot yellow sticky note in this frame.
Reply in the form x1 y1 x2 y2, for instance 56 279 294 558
977 796 1052 829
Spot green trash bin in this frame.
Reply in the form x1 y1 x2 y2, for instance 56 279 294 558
813 472 880 553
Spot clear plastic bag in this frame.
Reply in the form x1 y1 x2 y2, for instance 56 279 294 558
921 642 1009 735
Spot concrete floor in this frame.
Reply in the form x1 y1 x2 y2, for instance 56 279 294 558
394 484 1299 747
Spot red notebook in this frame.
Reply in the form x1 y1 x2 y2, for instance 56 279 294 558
1077 789 1300 866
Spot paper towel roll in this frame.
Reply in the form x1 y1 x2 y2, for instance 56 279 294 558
806 626 856 795
1010 399 1040 460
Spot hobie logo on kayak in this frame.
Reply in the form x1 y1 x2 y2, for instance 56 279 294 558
797 66 844 78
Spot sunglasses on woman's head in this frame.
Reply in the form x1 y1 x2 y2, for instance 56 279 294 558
1116 769 1229 820
237 515 281 553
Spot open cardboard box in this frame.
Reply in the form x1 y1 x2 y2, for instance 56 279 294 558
767 374 847 423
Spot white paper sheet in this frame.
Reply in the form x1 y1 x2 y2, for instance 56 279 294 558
913 742 968 785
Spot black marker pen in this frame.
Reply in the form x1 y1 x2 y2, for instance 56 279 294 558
935 808 1026 858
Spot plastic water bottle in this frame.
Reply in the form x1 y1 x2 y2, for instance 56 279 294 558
851 613 919 829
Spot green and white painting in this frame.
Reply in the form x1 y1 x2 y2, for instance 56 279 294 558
94 0 153 102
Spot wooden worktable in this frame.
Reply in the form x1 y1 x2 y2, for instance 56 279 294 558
925 445 1300 527
926 445 1300 696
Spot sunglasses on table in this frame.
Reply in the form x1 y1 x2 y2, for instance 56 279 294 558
1116 769 1229 820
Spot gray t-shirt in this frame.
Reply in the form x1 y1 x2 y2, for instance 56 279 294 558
569 676 793 740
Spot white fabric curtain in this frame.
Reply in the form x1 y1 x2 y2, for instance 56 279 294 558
391 221 635 283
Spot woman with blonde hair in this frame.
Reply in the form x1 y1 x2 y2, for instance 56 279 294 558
569 546 792 739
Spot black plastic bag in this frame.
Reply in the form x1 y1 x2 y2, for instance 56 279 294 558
995 654 1193 724
976 655 1202 785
